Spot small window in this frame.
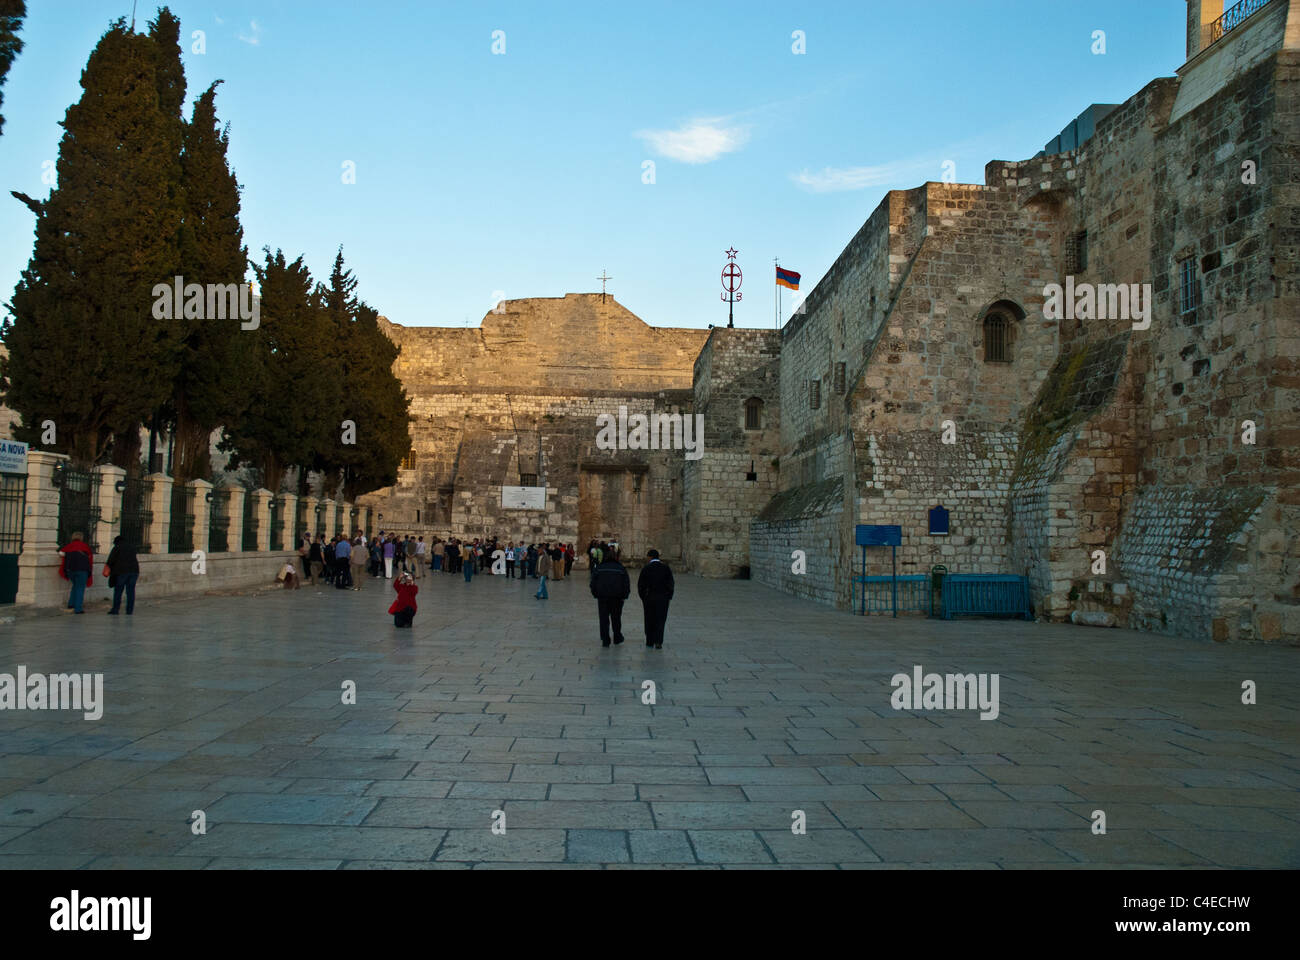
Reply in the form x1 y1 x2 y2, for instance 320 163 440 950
519 473 537 487
833 362 846 394
1065 230 1088 274
983 313 1013 363
400 453 415 470
744 397 763 431
1179 257 1201 315
808 380 821 410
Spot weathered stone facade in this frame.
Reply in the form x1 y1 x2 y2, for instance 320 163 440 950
731 0 1300 642
359 294 708 557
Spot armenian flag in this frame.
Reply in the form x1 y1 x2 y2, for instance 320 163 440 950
775 266 801 290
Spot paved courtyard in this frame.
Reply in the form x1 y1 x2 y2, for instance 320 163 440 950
0 569 1297 869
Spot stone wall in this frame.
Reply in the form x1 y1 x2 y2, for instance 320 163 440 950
362 296 709 559
683 329 781 577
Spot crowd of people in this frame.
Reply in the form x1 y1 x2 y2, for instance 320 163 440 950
283 531 674 647
56 526 674 649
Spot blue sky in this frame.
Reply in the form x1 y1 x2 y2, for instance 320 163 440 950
1 1 1184 330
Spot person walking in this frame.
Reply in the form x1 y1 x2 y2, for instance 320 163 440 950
308 535 324 584
370 538 384 578
505 543 516 579
298 533 311 583
389 572 419 627
103 535 139 615
58 531 94 614
564 543 574 578
550 543 564 582
638 549 674 649
535 543 552 599
432 537 444 573
404 535 417 575
334 535 352 589
463 545 476 583
446 539 459 575
415 536 427 578
589 545 630 647
525 543 538 579
323 536 337 585
351 536 366 589
383 535 396 579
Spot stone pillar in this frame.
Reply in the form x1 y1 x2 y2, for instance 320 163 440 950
251 488 273 551
16 451 67 606
278 493 299 551
94 464 125 556
301 495 319 538
147 473 172 556
222 483 245 553
188 479 213 555
1188 0 1225 59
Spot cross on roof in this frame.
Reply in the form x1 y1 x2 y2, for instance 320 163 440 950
597 270 612 303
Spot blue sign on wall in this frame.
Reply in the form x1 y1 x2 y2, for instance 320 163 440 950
929 505 950 536
856 524 901 547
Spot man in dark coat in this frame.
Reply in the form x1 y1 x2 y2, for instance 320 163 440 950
589 546 631 647
104 535 140 615
637 549 674 649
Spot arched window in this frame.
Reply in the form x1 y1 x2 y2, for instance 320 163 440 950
983 313 1012 363
745 397 763 430
980 300 1024 364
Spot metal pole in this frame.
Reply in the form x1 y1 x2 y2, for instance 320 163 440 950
891 545 898 618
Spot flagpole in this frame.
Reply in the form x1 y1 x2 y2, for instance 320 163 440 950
773 257 779 330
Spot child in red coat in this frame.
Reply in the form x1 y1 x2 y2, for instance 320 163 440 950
389 572 418 628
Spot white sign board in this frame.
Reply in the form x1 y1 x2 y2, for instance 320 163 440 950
501 485 546 510
0 439 28 475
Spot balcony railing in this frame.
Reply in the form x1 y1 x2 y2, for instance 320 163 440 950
1208 0 1276 46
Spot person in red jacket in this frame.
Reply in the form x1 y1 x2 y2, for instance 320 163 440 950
389 572 419 628
58 531 94 614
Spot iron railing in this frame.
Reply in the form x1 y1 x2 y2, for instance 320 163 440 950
55 465 100 553
853 574 932 616
242 492 259 551
0 473 26 555
1208 0 1275 45
118 475 152 553
941 574 1033 621
209 490 230 552
168 483 194 553
269 501 285 551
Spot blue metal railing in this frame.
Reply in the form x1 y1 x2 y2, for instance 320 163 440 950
853 574 931 616
942 574 1032 621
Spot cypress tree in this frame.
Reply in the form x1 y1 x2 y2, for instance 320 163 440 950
219 249 336 493
313 248 409 500
0 0 25 137
172 79 249 482
3 20 183 466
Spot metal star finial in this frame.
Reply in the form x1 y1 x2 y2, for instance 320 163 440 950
725 247 738 261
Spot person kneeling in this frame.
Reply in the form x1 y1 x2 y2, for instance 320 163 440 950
389 572 418 628
277 560 300 590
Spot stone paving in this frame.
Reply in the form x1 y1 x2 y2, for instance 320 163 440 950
1 568 1297 869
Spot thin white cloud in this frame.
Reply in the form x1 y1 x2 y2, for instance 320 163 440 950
238 20 262 46
636 119 749 164
792 162 921 193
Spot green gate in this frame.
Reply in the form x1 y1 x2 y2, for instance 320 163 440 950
209 489 229 552
0 473 25 604
168 483 194 553
55 464 100 553
118 475 152 553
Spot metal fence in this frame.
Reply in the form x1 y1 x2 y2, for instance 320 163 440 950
269 501 284 551
168 483 193 553
1209 0 1275 45
0 473 26 604
241 492 259 551
209 490 230 552
55 465 100 553
118 475 152 553
941 574 1033 621
853 574 932 616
